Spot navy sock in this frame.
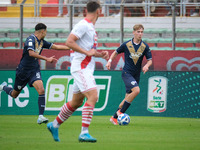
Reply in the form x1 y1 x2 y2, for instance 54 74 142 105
38 94 45 115
3 86 13 96
120 100 131 113
113 108 120 119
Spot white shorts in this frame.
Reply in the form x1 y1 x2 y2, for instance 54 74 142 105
71 69 97 93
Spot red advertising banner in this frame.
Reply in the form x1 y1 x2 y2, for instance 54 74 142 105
0 49 200 71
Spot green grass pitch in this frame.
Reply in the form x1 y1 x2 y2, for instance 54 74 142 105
0 115 200 150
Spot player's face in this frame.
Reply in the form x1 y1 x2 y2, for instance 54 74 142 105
41 29 47 39
133 28 143 41
96 8 101 21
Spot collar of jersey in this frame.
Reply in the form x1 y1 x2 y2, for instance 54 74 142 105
32 34 40 42
132 38 141 45
84 18 92 23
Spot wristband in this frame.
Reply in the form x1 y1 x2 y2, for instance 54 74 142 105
108 59 112 63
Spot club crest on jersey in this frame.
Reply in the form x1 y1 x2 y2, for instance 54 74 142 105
17 86 22 90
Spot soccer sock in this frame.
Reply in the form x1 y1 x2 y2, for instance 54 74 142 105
120 100 131 113
81 102 94 134
38 94 45 115
53 119 60 128
56 102 76 126
3 86 13 96
81 127 89 135
113 108 120 119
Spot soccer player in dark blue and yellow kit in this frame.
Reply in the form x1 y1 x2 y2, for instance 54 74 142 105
106 24 152 125
0 23 70 124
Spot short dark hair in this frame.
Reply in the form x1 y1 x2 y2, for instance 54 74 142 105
35 23 47 31
87 1 100 13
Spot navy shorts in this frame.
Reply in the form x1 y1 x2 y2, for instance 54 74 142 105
14 67 42 91
121 70 140 94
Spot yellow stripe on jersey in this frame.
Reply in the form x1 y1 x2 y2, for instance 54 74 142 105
126 41 146 65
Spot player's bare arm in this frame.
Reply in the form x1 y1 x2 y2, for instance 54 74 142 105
106 51 118 70
51 44 70 50
142 59 152 74
28 50 57 63
66 34 95 56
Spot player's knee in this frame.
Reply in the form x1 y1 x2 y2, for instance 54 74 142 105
135 87 140 95
88 94 98 106
93 94 99 102
132 87 140 95
89 91 98 102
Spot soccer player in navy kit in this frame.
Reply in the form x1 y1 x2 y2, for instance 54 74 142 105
106 24 152 125
0 23 70 124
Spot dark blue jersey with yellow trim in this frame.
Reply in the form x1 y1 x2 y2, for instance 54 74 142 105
18 34 53 71
116 38 152 76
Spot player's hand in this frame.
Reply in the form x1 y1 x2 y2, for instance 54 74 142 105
142 65 149 74
106 61 111 70
46 56 58 63
86 48 96 56
101 51 109 60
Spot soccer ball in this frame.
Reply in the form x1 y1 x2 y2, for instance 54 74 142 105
117 113 130 125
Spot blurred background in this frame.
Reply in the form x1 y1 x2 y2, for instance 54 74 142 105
0 0 200 51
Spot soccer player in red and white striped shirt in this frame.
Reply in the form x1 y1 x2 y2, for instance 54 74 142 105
47 1 109 143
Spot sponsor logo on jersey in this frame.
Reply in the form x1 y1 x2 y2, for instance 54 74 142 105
28 42 33 46
36 72 40 78
131 81 137 85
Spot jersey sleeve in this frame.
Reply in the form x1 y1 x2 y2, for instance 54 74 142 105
116 43 126 54
26 36 35 51
71 21 87 39
43 40 53 49
144 45 152 60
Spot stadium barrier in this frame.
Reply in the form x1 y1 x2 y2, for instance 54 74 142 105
0 49 199 71
0 37 200 49
0 70 199 118
0 27 200 48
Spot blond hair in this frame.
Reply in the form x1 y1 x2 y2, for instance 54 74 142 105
133 24 144 31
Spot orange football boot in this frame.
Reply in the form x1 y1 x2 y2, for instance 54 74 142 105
110 116 118 125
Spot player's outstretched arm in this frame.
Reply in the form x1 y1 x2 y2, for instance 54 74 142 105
51 44 70 50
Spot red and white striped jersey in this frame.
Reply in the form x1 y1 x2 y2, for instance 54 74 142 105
70 18 98 73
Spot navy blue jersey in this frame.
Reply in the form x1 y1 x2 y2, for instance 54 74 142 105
116 38 152 76
18 34 53 71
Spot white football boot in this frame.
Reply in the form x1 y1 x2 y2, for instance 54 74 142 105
0 82 7 91
37 115 49 124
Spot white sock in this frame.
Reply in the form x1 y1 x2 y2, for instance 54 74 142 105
53 119 60 128
81 127 89 135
